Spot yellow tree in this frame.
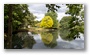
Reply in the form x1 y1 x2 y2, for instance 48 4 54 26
40 16 53 28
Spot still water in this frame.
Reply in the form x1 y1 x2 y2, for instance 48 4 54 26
5 30 84 49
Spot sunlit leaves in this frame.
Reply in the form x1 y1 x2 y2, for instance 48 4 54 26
45 11 58 28
40 16 53 28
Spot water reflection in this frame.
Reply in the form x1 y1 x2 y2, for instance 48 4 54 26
4 29 84 49
59 28 83 41
59 28 74 41
40 30 58 48
12 32 36 49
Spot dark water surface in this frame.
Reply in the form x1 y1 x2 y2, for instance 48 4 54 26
5 30 84 49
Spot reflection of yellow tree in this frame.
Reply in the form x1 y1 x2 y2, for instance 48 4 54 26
40 30 58 48
41 32 53 44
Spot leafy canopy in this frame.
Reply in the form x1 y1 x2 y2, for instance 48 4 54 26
40 16 53 28
4 4 36 32
45 11 58 28
46 4 60 12
65 4 84 38
45 4 60 28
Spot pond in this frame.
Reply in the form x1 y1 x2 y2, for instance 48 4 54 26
4 30 84 49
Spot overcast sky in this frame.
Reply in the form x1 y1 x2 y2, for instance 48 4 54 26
28 4 69 21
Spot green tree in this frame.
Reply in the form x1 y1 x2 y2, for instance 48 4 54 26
60 16 72 29
7 4 13 48
4 4 36 33
59 15 84 41
59 16 75 41
65 4 84 38
4 4 36 48
81 10 84 21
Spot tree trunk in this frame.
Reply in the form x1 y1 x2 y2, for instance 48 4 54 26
7 4 13 49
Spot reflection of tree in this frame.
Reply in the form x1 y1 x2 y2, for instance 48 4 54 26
12 32 36 49
59 28 75 41
23 33 36 49
12 33 23 49
40 30 58 48
41 32 53 44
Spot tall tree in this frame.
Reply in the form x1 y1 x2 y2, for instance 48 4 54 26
4 4 36 32
4 4 36 48
65 4 84 38
7 4 13 49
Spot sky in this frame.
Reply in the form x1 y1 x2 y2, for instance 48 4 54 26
28 4 70 21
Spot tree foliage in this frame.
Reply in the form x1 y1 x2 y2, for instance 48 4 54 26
46 4 60 12
60 16 76 41
81 10 84 20
45 4 60 28
60 16 84 41
4 4 36 49
40 16 53 28
60 16 72 29
45 11 58 28
66 4 83 16
4 4 36 32
64 4 84 39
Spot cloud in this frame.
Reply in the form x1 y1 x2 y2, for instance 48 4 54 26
57 4 68 13
28 4 48 14
57 13 70 21
34 13 44 21
28 4 69 21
